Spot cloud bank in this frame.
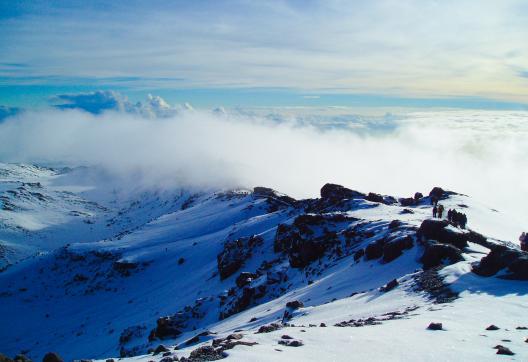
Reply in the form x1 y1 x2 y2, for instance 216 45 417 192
0 105 526 225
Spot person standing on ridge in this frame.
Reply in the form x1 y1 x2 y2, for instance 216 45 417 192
433 204 438 218
437 204 444 219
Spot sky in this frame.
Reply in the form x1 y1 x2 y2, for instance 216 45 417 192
1 0 527 109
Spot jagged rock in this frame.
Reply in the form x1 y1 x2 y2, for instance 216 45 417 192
281 335 293 339
217 235 263 279
320 183 365 201
354 248 365 261
120 325 146 344
235 272 258 288
320 323 326 327
417 220 468 249
286 300 304 309
429 187 445 200
220 286 255 319
486 325 499 331
366 192 384 203
256 323 282 334
153 316 184 339
278 339 303 347
473 245 528 280
188 346 224 361
494 345 514 355
154 344 170 354
112 261 138 277
421 242 463 269
398 198 416 207
427 322 443 330
383 235 413 263
400 208 414 214
365 239 385 260
414 192 423 201
42 353 63 362
388 220 402 230
380 279 398 292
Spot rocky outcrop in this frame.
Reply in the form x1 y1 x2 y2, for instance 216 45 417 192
383 236 413 263
417 219 468 249
217 235 263 279
473 245 528 280
420 242 463 269
42 353 63 362
320 183 365 201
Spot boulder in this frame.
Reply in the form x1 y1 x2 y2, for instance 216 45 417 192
235 272 258 288
383 236 413 263
398 197 416 207
365 240 385 260
494 345 514 356
417 219 468 249
217 236 263 279
420 243 463 269
414 192 423 201
473 245 528 279
427 322 443 330
256 323 282 334
320 183 365 201
288 239 327 268
380 279 398 292
188 346 224 361
429 187 445 200
388 220 402 230
278 339 303 347
154 345 170 354
286 300 304 309
486 325 499 331
154 316 184 339
42 353 63 362
366 192 384 203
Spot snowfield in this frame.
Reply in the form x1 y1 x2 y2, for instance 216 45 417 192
0 163 527 362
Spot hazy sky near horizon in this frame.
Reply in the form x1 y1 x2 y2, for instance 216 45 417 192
1 0 528 108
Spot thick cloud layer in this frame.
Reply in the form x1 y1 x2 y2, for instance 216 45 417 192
0 108 526 223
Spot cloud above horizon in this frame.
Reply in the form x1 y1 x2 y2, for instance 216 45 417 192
0 105 526 228
1 0 528 102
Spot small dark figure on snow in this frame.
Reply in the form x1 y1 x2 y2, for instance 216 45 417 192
447 209 453 222
459 213 467 229
437 204 444 219
433 205 438 218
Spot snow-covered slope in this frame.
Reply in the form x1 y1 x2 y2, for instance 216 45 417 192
0 164 526 361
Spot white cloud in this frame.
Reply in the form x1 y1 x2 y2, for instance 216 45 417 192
0 106 526 224
1 1 527 101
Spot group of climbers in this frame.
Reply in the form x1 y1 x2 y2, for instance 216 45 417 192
432 203 444 218
447 209 467 229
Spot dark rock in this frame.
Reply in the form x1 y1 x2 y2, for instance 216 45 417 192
398 197 416 207
414 192 423 201
417 219 468 249
112 261 138 276
319 323 326 327
380 279 398 292
494 345 514 355
286 300 304 309
42 353 63 362
486 325 500 331
473 245 528 279
400 208 414 214
154 316 184 339
516 326 527 330
278 339 303 347
105 360 114 362
353 249 365 261
226 333 243 340
256 323 282 334
188 346 224 361
235 272 258 288
429 187 445 200
365 240 385 260
217 235 263 279
281 335 293 339
154 345 170 354
320 183 365 201
383 235 413 263
366 192 384 203
427 322 443 330
388 220 402 230
178 257 185 265
420 243 463 269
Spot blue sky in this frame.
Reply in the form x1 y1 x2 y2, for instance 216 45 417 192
1 0 527 109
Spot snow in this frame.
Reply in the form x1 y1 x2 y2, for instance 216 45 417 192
0 163 526 361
